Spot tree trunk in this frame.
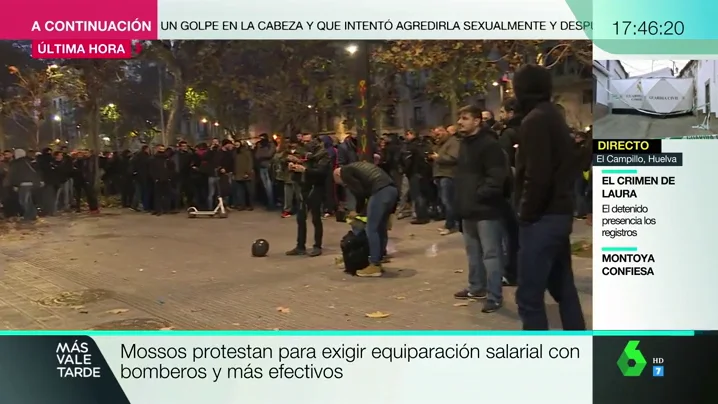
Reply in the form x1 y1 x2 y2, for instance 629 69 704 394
0 118 6 151
87 100 102 190
165 73 185 146
33 124 40 150
449 94 459 121
374 108 384 135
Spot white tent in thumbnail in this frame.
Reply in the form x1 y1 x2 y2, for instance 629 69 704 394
609 77 694 115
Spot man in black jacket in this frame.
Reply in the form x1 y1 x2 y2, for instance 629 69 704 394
118 150 133 208
497 97 522 286
71 150 99 213
130 145 151 211
402 130 433 224
47 151 71 214
35 148 56 216
285 139 332 257
453 105 509 313
512 64 585 330
175 141 195 209
498 97 521 171
149 144 175 215
333 161 397 277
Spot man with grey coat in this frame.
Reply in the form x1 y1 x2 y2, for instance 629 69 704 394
430 126 461 235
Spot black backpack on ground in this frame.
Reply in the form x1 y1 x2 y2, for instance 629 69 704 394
340 230 369 275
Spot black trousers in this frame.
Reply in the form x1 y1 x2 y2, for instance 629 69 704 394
516 214 585 330
323 173 337 213
499 198 520 282
295 187 323 250
73 179 98 211
177 176 194 208
121 176 134 207
153 180 172 213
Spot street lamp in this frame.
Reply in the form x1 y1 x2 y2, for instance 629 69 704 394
53 115 61 121
200 118 208 123
307 104 313 109
346 42 373 161
213 122 219 126
107 103 115 108
492 81 499 86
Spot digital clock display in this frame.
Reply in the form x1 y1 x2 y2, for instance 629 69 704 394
613 21 685 36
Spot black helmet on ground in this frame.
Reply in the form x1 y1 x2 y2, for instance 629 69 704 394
251 239 269 257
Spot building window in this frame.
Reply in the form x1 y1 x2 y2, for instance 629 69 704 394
582 89 593 104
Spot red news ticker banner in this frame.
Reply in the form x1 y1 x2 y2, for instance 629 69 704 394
32 40 136 59
0 0 157 40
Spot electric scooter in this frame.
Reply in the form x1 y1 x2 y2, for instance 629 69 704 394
187 197 228 218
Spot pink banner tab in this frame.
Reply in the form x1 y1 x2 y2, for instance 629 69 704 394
0 0 157 40
32 40 134 59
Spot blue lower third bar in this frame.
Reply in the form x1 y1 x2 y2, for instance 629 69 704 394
593 153 682 166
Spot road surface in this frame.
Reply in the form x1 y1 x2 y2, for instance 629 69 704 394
0 210 592 330
594 113 713 139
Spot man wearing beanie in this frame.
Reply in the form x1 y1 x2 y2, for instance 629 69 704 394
512 64 585 330
8 148 42 221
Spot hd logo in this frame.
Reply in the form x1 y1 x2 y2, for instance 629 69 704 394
617 340 647 376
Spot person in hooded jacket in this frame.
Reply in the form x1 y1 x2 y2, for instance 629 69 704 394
512 64 586 330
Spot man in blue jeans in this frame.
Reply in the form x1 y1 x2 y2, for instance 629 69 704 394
429 126 460 235
334 161 397 277
7 149 42 222
453 105 510 313
254 133 276 210
512 64 586 330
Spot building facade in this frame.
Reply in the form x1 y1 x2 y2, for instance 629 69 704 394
593 60 628 120
679 60 717 117
389 56 594 132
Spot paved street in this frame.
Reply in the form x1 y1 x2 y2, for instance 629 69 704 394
594 113 713 139
0 210 592 331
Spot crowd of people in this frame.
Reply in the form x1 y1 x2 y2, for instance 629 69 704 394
0 64 591 330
